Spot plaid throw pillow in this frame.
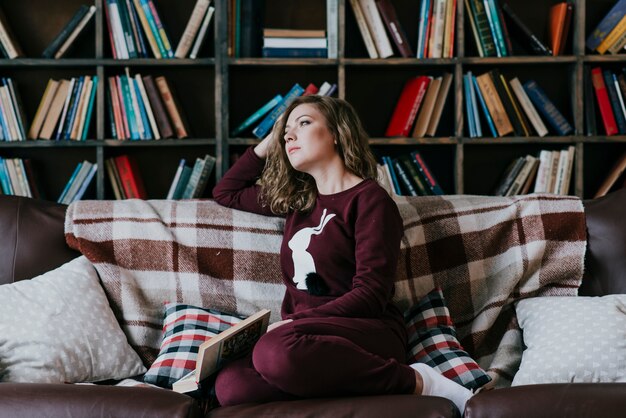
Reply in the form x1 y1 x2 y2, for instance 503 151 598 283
405 288 491 390
143 303 244 389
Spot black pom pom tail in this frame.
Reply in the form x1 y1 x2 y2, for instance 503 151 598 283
305 272 330 296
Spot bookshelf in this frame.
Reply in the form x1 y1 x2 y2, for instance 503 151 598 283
2 0 626 200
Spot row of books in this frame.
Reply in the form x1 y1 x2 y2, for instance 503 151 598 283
29 76 98 141
586 0 626 55
107 70 189 140
463 70 572 138
165 154 216 200
231 81 337 139
415 0 457 58
0 157 39 198
104 154 147 199
0 6 23 59
467 1 571 58
378 151 445 196
105 0 214 59
58 160 98 204
262 28 328 58
385 73 452 138
227 0 338 59
0 78 27 141
587 67 626 136
494 146 575 197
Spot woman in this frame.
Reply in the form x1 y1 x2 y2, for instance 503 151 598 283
212 95 471 412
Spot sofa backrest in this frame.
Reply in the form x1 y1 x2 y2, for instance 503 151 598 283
0 195 79 285
580 189 626 296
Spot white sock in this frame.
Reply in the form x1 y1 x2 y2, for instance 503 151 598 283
410 362 473 414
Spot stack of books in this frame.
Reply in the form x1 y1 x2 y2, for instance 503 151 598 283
463 70 572 138
0 157 40 198
0 6 23 58
494 146 575 196
231 81 337 138
586 0 626 55
166 154 216 200
29 76 98 141
379 151 445 196
415 0 457 58
107 69 190 140
384 73 453 138
58 160 98 204
262 28 328 58
104 154 147 200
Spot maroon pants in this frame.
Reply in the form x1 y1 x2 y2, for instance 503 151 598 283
214 316 416 406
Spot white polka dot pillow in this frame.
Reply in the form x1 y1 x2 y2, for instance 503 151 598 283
143 303 244 388
405 288 492 390
513 296 626 386
0 256 146 383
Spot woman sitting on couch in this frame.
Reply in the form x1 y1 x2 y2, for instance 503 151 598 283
212 95 472 412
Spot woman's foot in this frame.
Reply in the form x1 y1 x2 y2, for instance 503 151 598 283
410 362 473 414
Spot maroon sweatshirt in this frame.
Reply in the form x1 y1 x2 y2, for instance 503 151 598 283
213 147 405 338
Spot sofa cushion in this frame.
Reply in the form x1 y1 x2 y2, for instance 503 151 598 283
580 189 626 296
0 256 146 383
144 303 243 388
512 296 626 386
405 288 491 390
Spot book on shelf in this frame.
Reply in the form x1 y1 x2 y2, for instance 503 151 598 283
182 154 217 199
475 72 513 136
327 0 338 59
358 0 394 58
0 6 24 59
252 83 305 139
425 72 453 137
175 0 212 58
412 76 442 138
509 77 548 137
590 67 618 136
155 76 190 138
374 0 413 58
113 155 147 199
0 157 41 198
548 2 573 56
189 4 215 59
466 0 496 57
42 5 95 58
385 76 431 137
380 152 444 196
522 80 573 136
500 2 551 56
349 0 380 58
410 151 444 195
58 160 97 204
595 151 626 198
586 0 626 53
231 0 262 58
231 94 282 137
172 309 271 394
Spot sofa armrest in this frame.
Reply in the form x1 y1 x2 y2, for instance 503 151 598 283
0 383 203 418
465 384 626 418
0 196 79 285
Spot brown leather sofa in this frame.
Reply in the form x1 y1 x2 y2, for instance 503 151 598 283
0 192 625 418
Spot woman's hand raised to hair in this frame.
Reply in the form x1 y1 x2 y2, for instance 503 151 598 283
253 115 283 159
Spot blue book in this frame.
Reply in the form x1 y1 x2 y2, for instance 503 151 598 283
58 162 83 203
464 74 476 137
0 157 13 194
172 165 192 199
120 76 139 139
606 71 626 134
63 76 85 139
382 156 402 195
133 78 152 139
72 163 98 202
522 80 573 136
586 0 626 51
261 47 328 58
468 72 482 137
252 83 305 139
482 0 502 56
472 74 497 137
139 0 171 58
127 0 149 57
56 77 81 140
416 0 430 58
82 76 99 140
231 94 282 137
485 0 507 56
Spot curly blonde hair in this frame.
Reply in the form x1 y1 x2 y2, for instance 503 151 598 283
258 95 378 215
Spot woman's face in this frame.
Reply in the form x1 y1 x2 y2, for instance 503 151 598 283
283 103 337 173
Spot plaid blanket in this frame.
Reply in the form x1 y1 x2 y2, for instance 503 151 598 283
65 194 585 387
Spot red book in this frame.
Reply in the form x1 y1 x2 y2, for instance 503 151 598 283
385 76 431 137
114 155 147 199
591 67 618 136
302 83 319 96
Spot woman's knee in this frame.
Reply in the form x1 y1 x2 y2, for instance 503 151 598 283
252 324 301 387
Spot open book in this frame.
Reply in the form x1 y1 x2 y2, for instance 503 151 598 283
172 309 271 393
